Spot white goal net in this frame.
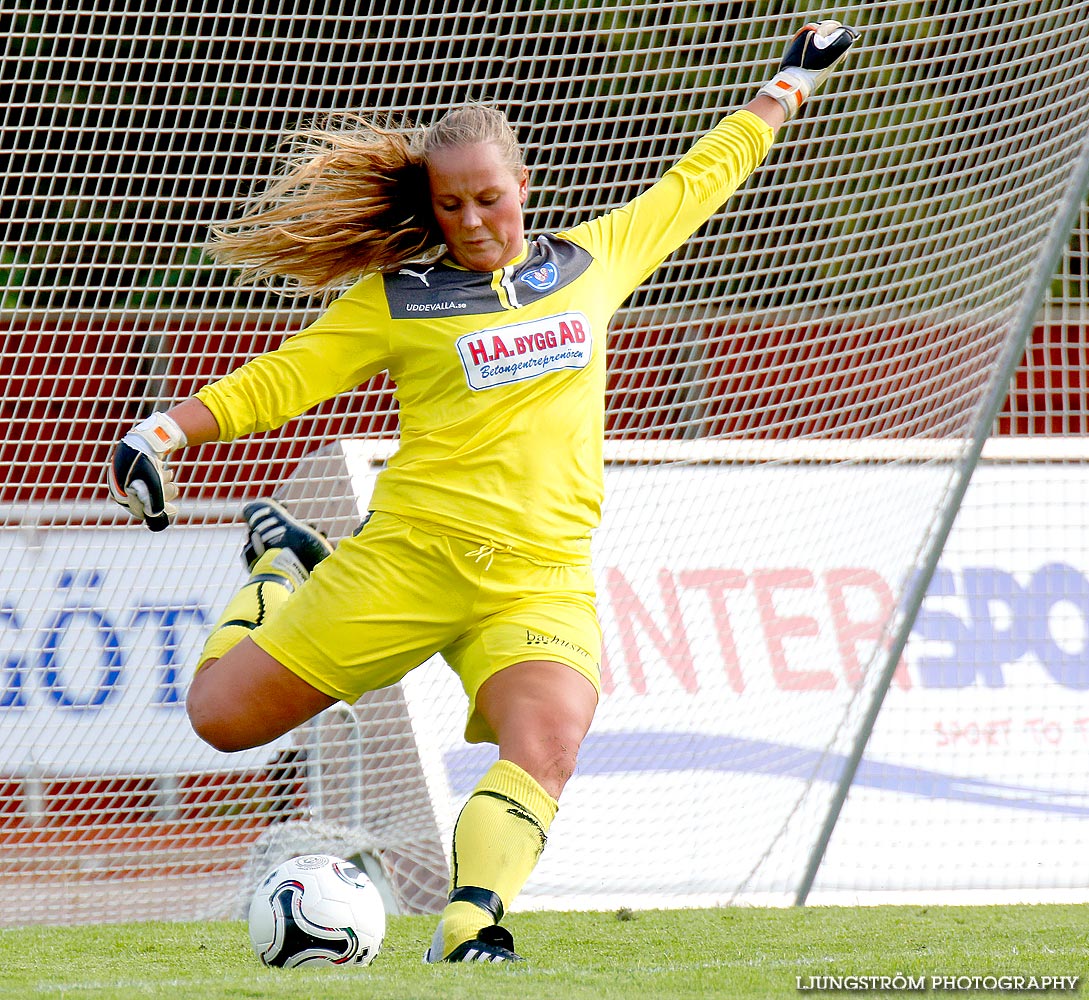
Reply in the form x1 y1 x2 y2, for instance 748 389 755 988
3 1 1089 923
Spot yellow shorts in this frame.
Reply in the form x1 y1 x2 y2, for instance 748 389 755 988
251 510 602 743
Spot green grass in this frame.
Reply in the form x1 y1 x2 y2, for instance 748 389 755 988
0 905 1086 1000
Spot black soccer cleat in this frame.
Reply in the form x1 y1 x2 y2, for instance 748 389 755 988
241 498 334 574
439 925 525 964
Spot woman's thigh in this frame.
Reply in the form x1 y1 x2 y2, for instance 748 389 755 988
187 512 476 750
186 637 337 752
243 512 477 700
474 658 599 798
444 557 601 745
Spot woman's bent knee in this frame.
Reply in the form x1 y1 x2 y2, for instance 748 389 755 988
185 638 337 753
186 674 248 753
476 659 599 798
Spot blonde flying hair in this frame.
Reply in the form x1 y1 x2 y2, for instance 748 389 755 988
206 104 524 297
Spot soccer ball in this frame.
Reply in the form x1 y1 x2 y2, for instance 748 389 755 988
247 854 386 967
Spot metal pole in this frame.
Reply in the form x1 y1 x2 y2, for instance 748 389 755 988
793 128 1089 907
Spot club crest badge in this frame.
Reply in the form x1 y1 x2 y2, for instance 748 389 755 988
519 261 558 291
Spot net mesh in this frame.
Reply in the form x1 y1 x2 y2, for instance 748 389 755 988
2 1 1089 923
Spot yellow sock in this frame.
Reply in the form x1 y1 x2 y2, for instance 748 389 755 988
195 548 304 671
436 759 558 958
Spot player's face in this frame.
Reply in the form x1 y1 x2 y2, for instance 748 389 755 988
427 142 528 272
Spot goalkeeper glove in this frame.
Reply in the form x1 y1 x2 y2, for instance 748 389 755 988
107 411 187 532
757 20 860 121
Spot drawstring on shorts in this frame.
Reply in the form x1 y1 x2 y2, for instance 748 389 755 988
464 544 496 571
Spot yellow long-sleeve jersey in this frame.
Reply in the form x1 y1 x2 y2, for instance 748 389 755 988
196 110 774 564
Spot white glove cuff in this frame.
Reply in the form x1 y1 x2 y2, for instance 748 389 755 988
756 67 815 121
129 411 188 457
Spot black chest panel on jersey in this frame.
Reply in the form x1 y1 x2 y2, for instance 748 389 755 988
382 235 593 320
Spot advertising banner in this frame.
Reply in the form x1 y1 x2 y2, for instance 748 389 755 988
2 447 1086 906
0 526 290 776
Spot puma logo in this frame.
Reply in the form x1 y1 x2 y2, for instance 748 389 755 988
400 266 435 286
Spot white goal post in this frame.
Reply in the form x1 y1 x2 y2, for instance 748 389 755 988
3 2 1089 923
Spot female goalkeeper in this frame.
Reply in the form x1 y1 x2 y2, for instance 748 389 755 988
108 22 857 964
